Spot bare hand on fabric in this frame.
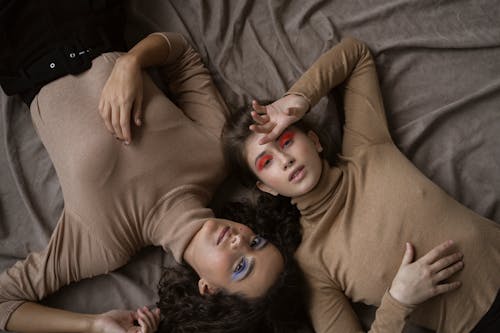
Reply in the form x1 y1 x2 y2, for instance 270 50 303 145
91 307 160 333
249 94 309 145
389 240 464 306
99 54 144 145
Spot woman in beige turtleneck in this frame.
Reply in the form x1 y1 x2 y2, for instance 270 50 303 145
0 32 286 333
223 37 500 332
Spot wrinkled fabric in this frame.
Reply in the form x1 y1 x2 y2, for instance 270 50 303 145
1 1 500 332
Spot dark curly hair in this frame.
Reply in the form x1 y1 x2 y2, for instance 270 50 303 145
156 195 309 333
157 193 309 333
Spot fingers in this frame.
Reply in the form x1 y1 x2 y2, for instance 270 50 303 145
99 102 115 135
252 100 267 114
250 111 269 125
119 103 132 144
400 242 414 265
433 260 464 283
421 240 455 264
99 98 138 144
111 104 124 140
431 281 462 297
260 123 287 145
137 306 160 333
430 251 463 273
133 94 143 127
249 121 276 135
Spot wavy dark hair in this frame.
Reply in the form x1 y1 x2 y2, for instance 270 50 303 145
156 195 309 333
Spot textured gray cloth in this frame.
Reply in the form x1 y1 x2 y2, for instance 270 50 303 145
1 0 499 332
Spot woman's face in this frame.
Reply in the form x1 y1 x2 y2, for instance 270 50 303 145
184 219 284 298
245 127 324 197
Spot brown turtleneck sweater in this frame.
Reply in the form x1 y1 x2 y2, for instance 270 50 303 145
0 32 229 329
287 37 500 333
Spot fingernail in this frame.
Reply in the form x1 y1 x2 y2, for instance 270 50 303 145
125 141 130 145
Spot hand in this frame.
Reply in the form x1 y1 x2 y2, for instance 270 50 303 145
389 240 463 306
99 54 144 144
249 94 309 144
136 306 161 333
90 307 160 333
91 309 138 333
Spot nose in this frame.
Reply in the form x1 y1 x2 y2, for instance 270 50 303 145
277 152 295 170
230 233 242 249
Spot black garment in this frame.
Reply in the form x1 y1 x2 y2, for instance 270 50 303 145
470 290 500 333
0 0 126 105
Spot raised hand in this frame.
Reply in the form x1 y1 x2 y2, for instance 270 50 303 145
99 54 144 144
389 240 464 306
249 94 309 144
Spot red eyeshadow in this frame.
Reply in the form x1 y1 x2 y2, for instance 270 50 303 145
257 154 273 171
279 131 295 148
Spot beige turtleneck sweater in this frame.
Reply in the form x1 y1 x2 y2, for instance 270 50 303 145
0 32 229 330
287 37 500 333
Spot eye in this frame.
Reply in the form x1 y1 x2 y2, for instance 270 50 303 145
232 257 249 281
279 131 295 149
257 154 273 171
234 258 247 275
250 235 267 249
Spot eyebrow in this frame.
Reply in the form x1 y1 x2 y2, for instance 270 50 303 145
253 133 287 167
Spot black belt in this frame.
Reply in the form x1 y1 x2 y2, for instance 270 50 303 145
1 37 124 105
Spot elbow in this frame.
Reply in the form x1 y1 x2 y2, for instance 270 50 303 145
341 37 370 55
152 32 190 65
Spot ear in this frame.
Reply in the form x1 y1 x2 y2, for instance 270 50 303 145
307 130 323 153
198 278 219 296
256 180 279 196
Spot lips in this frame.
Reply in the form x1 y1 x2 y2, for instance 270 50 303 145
217 226 230 245
289 165 305 182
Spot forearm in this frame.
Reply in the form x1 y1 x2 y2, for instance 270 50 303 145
287 37 372 108
6 302 95 333
118 32 188 71
121 33 170 69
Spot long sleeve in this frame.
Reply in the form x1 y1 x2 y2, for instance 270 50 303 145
307 269 414 333
0 209 127 330
286 37 392 155
153 32 230 138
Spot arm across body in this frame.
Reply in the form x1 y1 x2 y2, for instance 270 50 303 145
99 32 172 143
303 241 463 333
100 32 230 142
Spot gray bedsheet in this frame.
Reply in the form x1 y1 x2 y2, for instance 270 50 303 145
1 1 499 332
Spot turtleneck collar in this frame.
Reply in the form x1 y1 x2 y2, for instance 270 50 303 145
291 159 343 221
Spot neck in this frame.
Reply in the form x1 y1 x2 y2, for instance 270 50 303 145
182 236 197 270
292 160 342 218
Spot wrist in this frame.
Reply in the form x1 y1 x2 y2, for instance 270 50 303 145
116 53 142 71
284 92 311 114
81 314 98 333
388 286 414 307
